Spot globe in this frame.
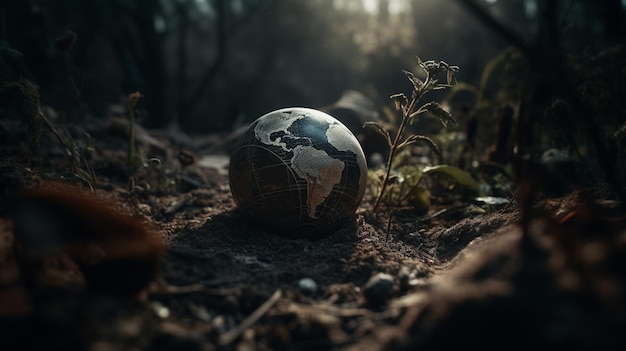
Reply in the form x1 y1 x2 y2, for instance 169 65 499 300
229 107 367 238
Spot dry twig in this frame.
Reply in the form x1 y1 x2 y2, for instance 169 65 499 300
219 289 282 345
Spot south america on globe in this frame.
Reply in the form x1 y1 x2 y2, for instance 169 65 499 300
229 107 368 238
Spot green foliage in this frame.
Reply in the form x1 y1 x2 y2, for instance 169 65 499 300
563 46 626 156
408 185 431 215
394 165 430 215
567 45 626 193
568 45 626 132
366 56 459 213
63 129 96 188
412 47 528 204
476 47 526 106
442 47 527 158
0 37 97 186
422 165 484 198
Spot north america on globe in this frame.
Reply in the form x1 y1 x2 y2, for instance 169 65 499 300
229 107 367 237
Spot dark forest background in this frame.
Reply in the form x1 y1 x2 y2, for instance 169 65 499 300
2 0 625 135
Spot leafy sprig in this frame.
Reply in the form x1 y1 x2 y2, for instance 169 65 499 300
366 56 459 212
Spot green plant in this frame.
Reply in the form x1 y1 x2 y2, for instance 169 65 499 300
0 37 97 188
442 47 525 112
432 47 526 199
127 91 142 175
36 111 97 190
366 56 459 213
441 47 526 163
54 30 85 124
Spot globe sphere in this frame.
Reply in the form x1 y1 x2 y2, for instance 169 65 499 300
229 107 367 238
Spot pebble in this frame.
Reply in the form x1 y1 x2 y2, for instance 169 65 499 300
362 273 394 306
397 266 411 292
298 278 318 295
151 301 170 319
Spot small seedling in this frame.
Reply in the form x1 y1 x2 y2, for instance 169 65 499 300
54 30 86 124
366 56 459 213
127 91 143 175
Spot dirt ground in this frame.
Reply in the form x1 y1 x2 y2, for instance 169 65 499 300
1 116 626 351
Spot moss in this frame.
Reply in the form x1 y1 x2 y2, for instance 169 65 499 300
0 79 43 161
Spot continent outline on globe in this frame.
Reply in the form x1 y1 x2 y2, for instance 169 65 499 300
229 107 367 237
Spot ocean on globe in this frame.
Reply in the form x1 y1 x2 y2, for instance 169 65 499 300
229 107 368 238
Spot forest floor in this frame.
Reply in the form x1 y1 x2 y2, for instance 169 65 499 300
1 114 626 351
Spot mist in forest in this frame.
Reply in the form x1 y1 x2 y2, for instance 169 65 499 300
2 0 624 133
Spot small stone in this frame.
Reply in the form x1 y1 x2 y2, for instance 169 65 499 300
151 301 170 319
178 149 196 167
362 273 394 306
298 278 317 295
397 266 411 292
